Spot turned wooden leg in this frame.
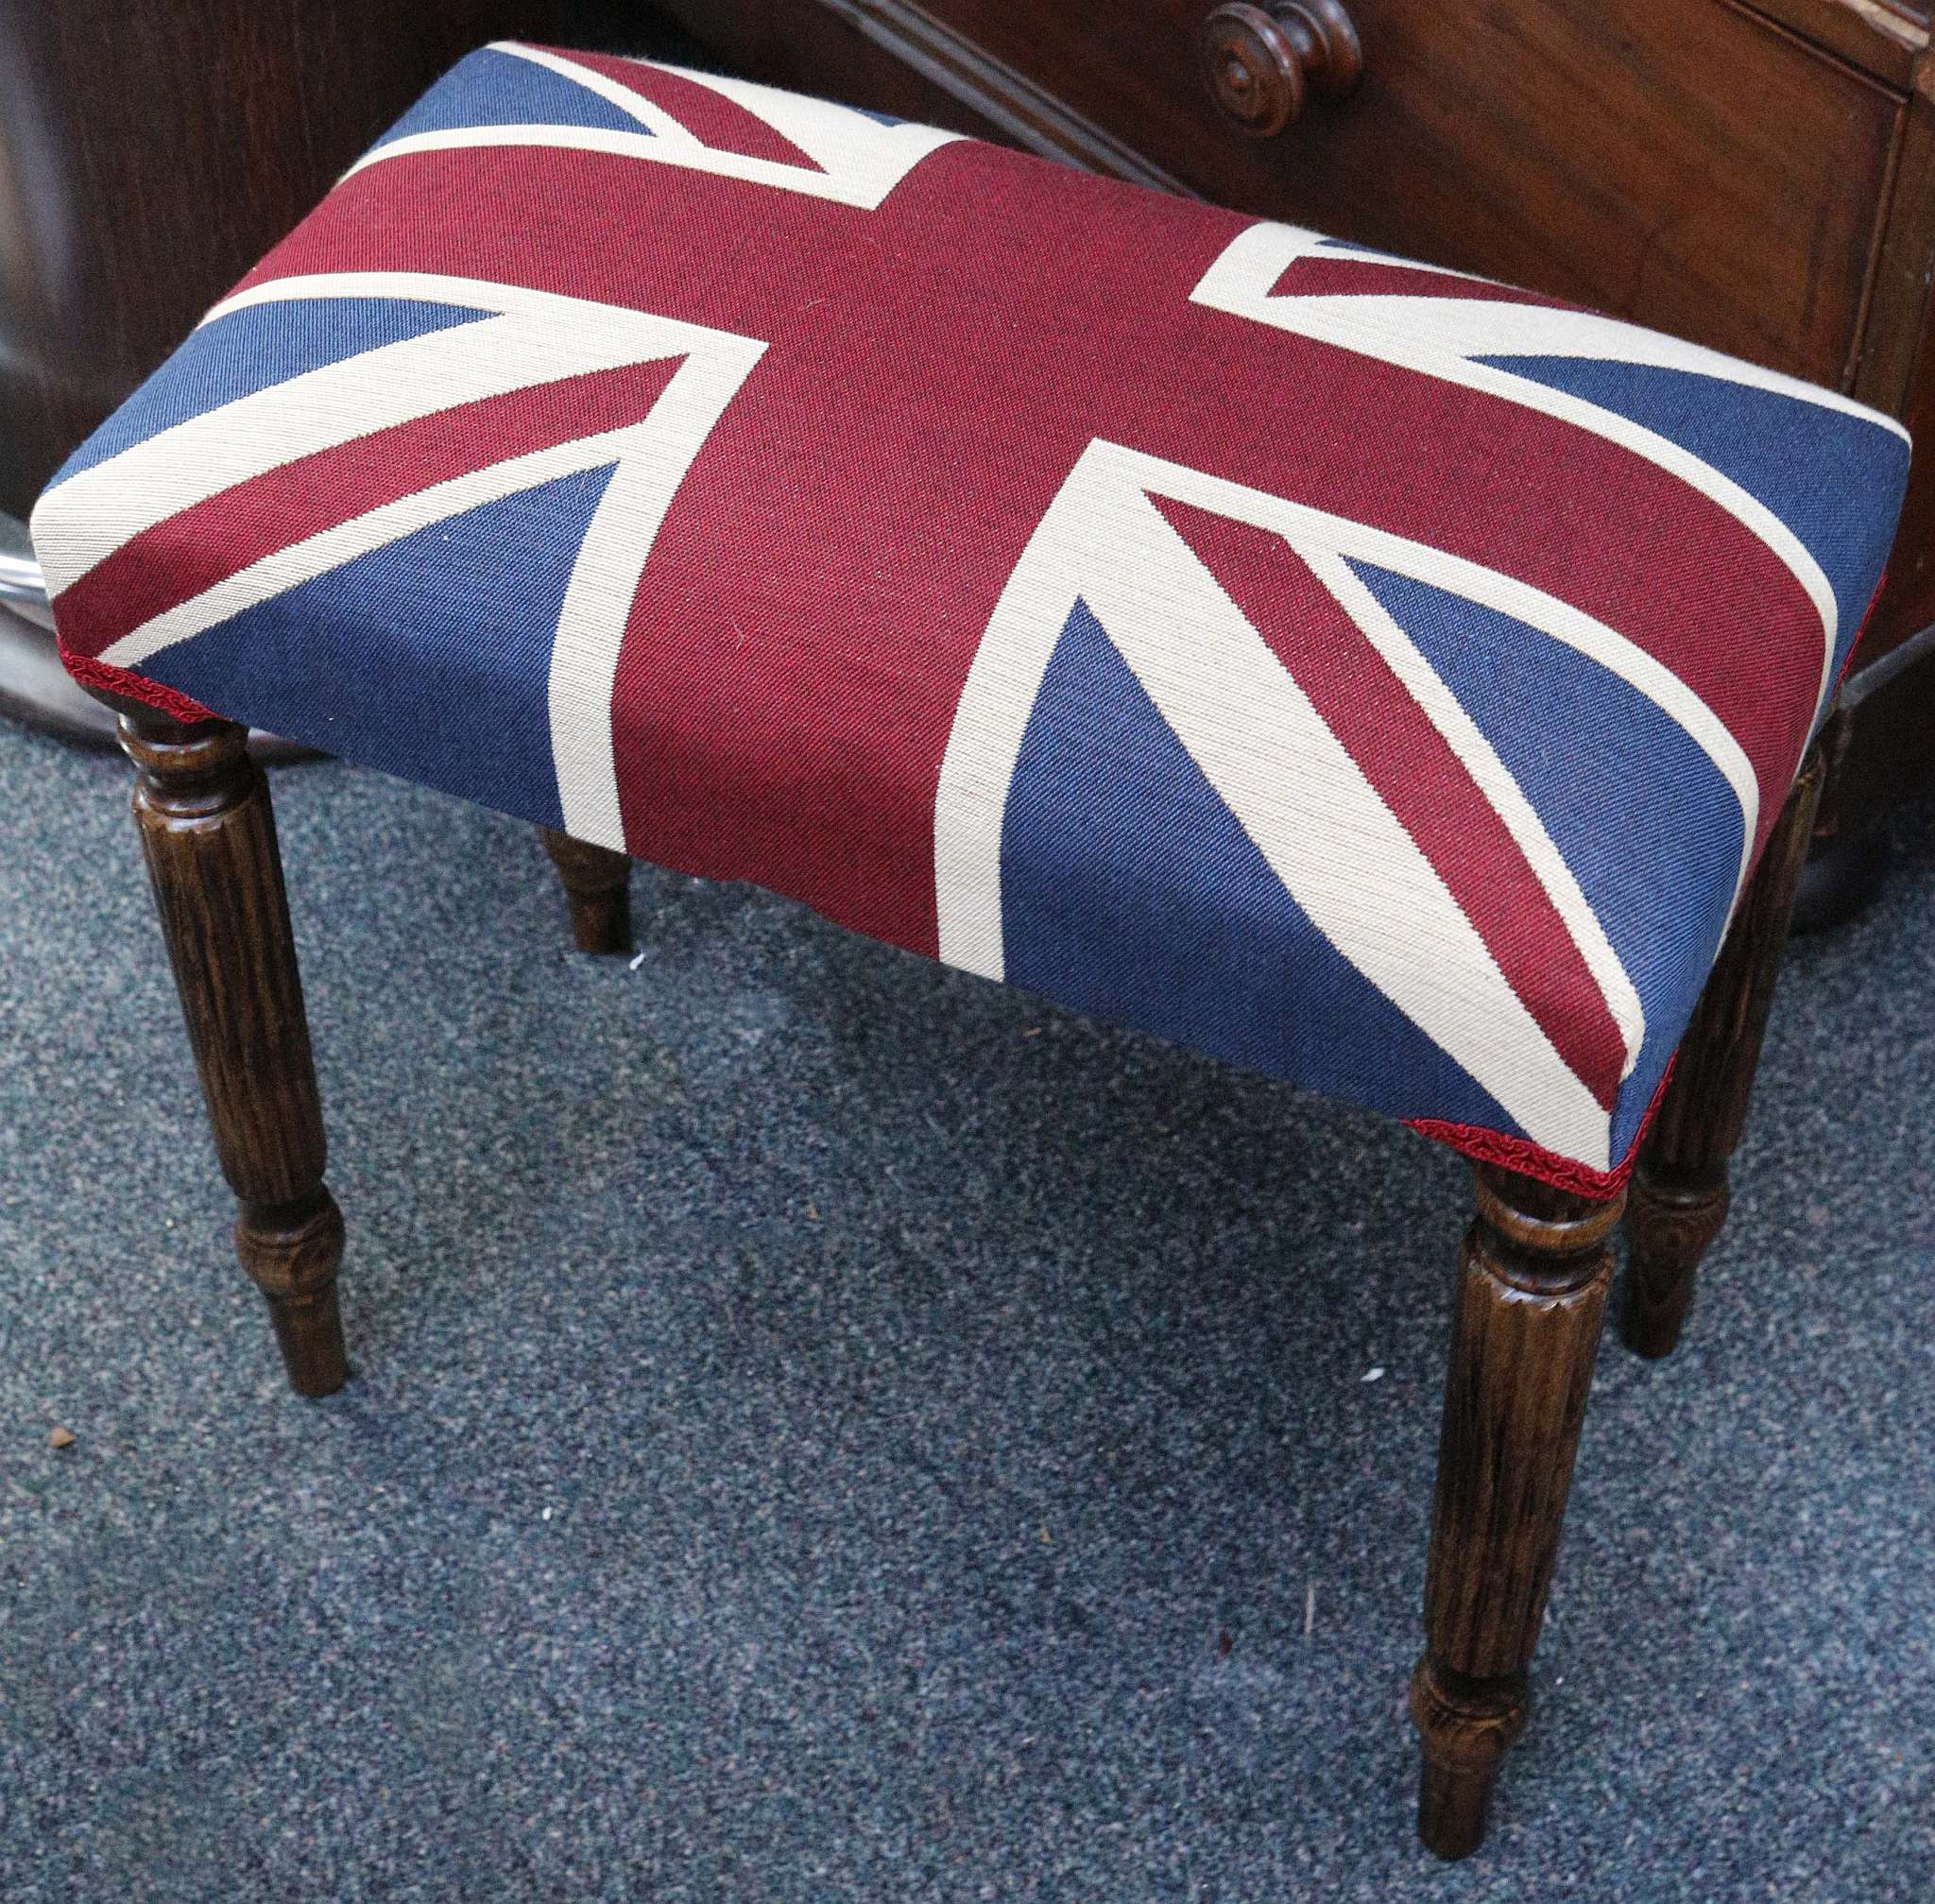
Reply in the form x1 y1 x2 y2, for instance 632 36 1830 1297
114 706 346 1397
1412 1163 1619 1859
1623 743 1827 1358
539 827 633 956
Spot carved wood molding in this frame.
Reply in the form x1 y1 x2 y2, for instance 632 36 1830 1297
1738 0 1927 88
812 0 1195 196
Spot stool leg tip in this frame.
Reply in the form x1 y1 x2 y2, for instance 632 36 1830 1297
1417 1754 1491 1860
1620 1298 1687 1360
567 892 633 957
266 1287 348 1397
540 828 634 957
237 1191 348 1398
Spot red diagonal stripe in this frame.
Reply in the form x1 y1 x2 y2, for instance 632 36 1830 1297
539 47 825 171
1153 495 1628 1111
1266 256 1570 306
54 353 683 659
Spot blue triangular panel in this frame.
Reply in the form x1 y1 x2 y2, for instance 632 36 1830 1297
999 598 1527 1137
1311 234 1403 263
1479 354 1910 651
1346 561 1743 1158
372 46 653 146
49 299 490 484
140 465 620 831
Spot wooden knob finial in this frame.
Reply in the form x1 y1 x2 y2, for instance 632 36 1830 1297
1199 0 1362 137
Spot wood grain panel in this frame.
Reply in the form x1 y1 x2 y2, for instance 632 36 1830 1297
905 0 1897 384
1741 0 1925 86
0 0 557 519
643 0 1018 140
1851 64 1935 663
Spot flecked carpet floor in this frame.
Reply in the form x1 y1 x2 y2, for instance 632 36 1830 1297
1 713 1930 1901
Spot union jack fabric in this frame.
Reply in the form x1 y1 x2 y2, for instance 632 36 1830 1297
34 43 1912 1192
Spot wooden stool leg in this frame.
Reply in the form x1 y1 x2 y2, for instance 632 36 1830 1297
117 709 346 1397
539 827 633 956
1623 744 1826 1358
1412 1163 1619 1859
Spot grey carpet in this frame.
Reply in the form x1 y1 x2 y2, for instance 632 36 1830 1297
2 715 1931 1901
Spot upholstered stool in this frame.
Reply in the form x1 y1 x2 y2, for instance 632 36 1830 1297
32 43 1910 1858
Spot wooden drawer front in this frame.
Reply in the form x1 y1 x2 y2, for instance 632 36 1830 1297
907 0 1899 386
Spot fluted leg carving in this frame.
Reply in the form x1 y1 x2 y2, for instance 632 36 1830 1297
1413 1163 1619 1858
539 827 634 956
114 705 346 1396
1624 744 1826 1357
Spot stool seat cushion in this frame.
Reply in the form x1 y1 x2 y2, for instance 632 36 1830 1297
34 43 1911 1191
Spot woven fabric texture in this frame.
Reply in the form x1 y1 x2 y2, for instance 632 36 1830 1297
33 43 1913 1188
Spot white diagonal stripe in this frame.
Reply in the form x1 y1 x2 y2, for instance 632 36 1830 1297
34 273 720 595
608 55 933 178
1191 222 1907 712
938 441 1757 1006
937 441 1698 1164
1301 545 1645 1076
546 339 765 849
1288 292 1910 433
1305 239 1504 284
47 272 765 756
1090 497 1613 1165
491 43 707 143
1197 223 1908 436
344 48 962 209
89 422 644 671
936 449 1615 1164
1098 442 1760 894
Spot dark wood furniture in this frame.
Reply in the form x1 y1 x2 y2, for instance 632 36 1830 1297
1627 746 1829 1354
0 0 557 522
642 0 1935 861
26 0 1894 1862
113 703 347 1397
95 678 1829 1858
0 0 557 741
